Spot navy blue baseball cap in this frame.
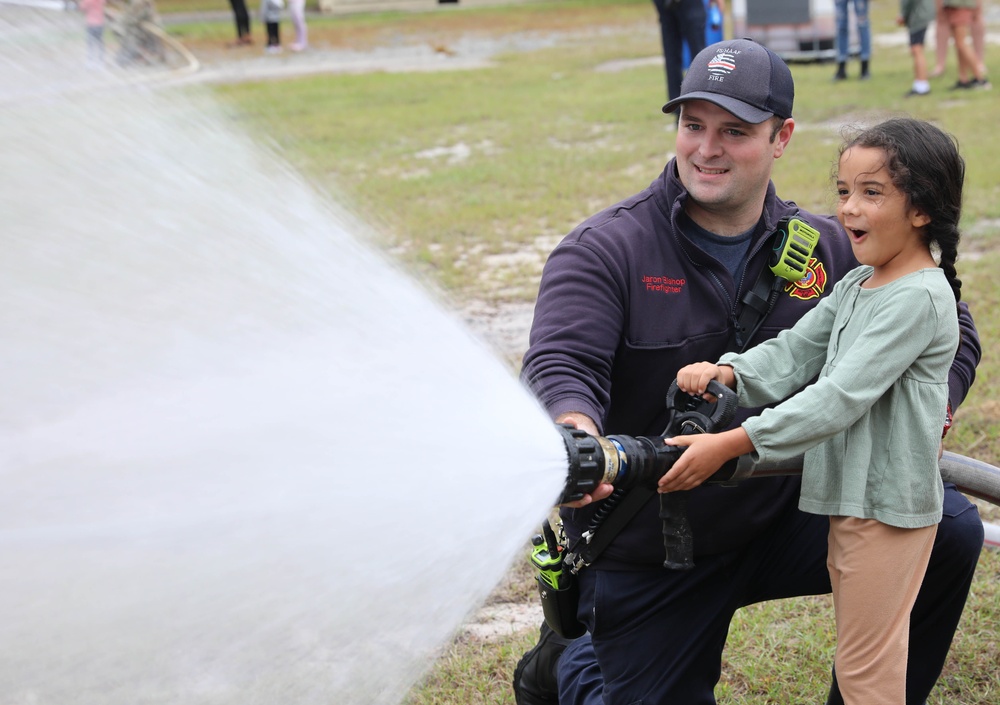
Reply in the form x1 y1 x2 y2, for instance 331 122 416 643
662 38 794 124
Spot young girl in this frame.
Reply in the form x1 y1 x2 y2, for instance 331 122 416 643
662 117 964 704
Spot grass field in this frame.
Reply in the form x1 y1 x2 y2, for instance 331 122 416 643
155 0 1000 701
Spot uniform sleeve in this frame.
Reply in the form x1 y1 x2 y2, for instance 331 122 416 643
520 238 626 434
741 286 944 463
950 301 980 411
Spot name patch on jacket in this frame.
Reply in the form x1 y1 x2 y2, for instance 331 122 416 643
784 258 827 300
641 274 686 294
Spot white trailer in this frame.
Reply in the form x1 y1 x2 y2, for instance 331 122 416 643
731 0 841 61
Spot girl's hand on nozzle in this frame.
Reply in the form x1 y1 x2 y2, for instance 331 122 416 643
658 433 726 492
659 427 753 492
677 362 732 401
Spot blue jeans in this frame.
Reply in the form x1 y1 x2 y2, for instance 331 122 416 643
835 0 871 61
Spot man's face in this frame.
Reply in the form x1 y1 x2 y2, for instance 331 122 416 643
675 100 793 233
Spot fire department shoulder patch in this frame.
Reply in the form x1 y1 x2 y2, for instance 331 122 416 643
784 258 827 300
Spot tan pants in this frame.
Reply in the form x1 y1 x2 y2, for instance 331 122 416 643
827 517 937 705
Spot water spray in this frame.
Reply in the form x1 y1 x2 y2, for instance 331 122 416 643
0 9 568 702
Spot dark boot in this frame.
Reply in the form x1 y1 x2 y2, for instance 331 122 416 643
860 59 870 80
834 61 847 80
512 623 575 705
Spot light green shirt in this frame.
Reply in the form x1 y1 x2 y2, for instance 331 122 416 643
719 266 958 528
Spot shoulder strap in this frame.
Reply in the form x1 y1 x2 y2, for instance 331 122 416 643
733 264 782 352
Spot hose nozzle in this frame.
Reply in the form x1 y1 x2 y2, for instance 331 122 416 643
557 380 737 504
554 380 736 570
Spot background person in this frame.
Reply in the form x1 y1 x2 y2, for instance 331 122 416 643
260 0 283 53
834 0 871 80
931 0 985 78
227 0 253 46
941 0 990 89
899 0 935 96
289 0 307 51
651 0 707 104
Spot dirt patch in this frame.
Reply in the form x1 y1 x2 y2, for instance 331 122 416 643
461 601 542 640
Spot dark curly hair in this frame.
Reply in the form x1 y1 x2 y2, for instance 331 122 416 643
840 118 964 304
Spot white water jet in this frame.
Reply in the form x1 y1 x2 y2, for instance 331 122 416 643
0 8 564 704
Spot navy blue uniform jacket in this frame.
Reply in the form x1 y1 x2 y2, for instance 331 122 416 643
521 159 980 568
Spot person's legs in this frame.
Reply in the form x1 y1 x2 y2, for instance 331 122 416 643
514 623 577 705
912 38 928 82
932 0 948 76
265 20 280 51
834 0 850 78
909 44 930 93
651 0 671 100
651 0 685 102
852 0 871 77
289 0 307 49
972 0 986 76
825 486 983 704
568 497 834 705
907 27 930 95
953 23 973 83
827 518 936 705
899 488 983 698
575 559 739 704
557 635 603 705
539 487 980 705
229 0 251 41
678 0 708 81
